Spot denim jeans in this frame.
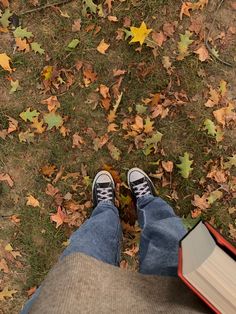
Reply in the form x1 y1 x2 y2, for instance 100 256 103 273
20 195 186 314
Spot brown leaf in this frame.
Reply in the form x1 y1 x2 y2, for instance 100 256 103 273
75 60 83 71
93 134 109 151
101 97 111 111
131 116 143 132
103 164 122 184
152 31 166 47
124 245 139 257
163 22 176 37
83 66 97 85
207 168 227 183
123 17 131 27
105 0 114 13
108 15 118 22
191 208 202 218
45 183 59 197
194 45 209 61
189 16 203 34
0 0 10 7
26 195 40 207
113 69 126 77
0 258 9 273
10 215 20 224
228 223 236 240
162 161 174 172
50 206 66 228
204 87 220 107
107 123 118 132
52 166 65 185
143 117 154 134
192 194 210 210
7 116 18 134
72 132 84 148
72 19 81 32
41 165 57 177
99 84 110 98
97 39 110 54
213 103 235 127
0 173 14 187
41 96 60 112
0 287 17 301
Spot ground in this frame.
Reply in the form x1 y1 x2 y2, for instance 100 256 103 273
0 0 236 313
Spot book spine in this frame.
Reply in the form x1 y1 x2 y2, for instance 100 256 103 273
178 247 221 314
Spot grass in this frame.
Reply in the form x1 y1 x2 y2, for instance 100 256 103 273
0 0 235 312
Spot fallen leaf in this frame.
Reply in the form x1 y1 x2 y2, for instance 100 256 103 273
105 0 114 13
107 142 121 161
231 2 236 10
31 117 46 134
9 79 21 94
41 96 60 112
67 38 80 49
41 165 57 177
15 37 30 52
0 0 10 8
177 31 194 60
13 26 33 39
124 244 139 257
152 31 166 47
213 103 235 127
0 53 12 72
27 286 37 297
44 112 63 130
18 130 34 143
163 22 176 37
224 155 236 169
72 19 81 32
207 190 223 204
45 184 59 197
180 0 208 20
162 161 174 172
0 287 17 301
19 108 39 122
72 132 84 148
191 208 202 218
192 194 210 210
176 152 193 179
26 195 40 207
207 168 227 183
108 15 118 22
204 87 220 107
194 45 209 61
0 258 9 273
99 84 110 98
0 8 12 28
93 134 109 151
130 21 152 45
97 39 110 54
31 42 45 55
113 69 126 77
228 224 236 240
7 116 18 134
143 116 154 134
50 206 66 228
0 173 14 187
5 243 21 259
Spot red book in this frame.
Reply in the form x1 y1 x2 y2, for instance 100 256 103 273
178 220 236 314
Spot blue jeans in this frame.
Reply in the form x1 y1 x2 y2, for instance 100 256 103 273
20 195 186 313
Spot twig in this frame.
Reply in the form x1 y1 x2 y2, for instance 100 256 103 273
19 0 75 16
205 0 233 67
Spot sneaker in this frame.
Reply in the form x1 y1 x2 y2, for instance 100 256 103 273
127 167 155 201
92 170 115 207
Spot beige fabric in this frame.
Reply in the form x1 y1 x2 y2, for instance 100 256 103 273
30 253 210 314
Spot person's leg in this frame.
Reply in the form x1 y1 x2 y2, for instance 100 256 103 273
128 168 187 276
137 195 186 276
60 200 122 265
20 170 121 314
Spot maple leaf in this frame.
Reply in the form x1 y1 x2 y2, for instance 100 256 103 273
15 37 30 52
0 287 17 301
20 108 39 122
97 39 110 54
130 21 152 45
107 142 121 161
44 112 63 130
0 53 12 72
18 130 34 143
72 19 81 32
50 206 66 228
192 194 210 210
26 195 40 207
0 8 12 28
177 31 194 60
45 183 59 197
31 42 45 55
0 173 14 187
41 165 57 177
13 26 33 39
31 117 46 134
176 152 193 179
151 31 166 47
10 79 21 94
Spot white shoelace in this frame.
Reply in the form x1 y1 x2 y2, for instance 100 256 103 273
133 181 151 199
97 187 113 202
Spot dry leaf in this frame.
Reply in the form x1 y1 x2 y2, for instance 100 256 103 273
0 258 9 273
0 173 14 187
192 194 210 210
41 165 57 177
204 87 220 107
15 38 30 52
105 0 114 13
213 103 235 127
7 116 18 134
207 169 227 183
72 19 81 32
50 206 66 228
113 69 126 77
97 39 110 54
152 31 166 47
99 84 110 98
45 184 59 197
108 15 118 22
0 0 10 7
0 53 12 72
162 161 174 172
27 286 37 297
0 287 17 301
41 96 60 112
26 195 40 207
194 45 209 61
72 132 84 148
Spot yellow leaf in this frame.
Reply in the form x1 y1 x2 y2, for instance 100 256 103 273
97 39 110 54
15 37 30 52
0 287 17 301
0 53 12 72
31 117 46 134
144 117 154 134
130 21 152 45
26 195 40 207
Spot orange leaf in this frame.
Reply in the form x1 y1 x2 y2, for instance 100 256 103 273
0 0 9 8
7 116 18 134
101 97 111 111
144 117 154 134
72 132 84 148
0 258 9 273
41 96 61 112
191 194 210 210
50 206 66 228
0 173 14 187
194 45 209 61
161 161 174 172
72 19 81 32
131 115 143 132
97 39 110 54
99 84 110 98
45 183 59 197
26 195 40 207
15 38 30 52
213 103 235 127
41 165 57 177
0 53 12 73
27 286 37 297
